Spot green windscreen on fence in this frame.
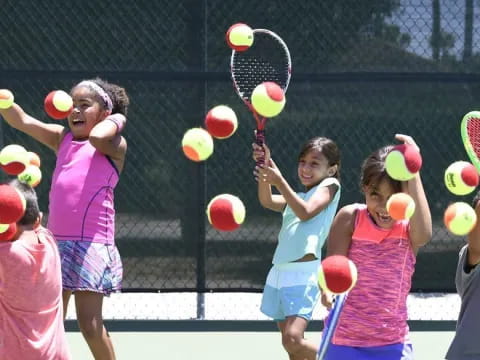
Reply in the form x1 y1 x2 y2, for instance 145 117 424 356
1 0 479 292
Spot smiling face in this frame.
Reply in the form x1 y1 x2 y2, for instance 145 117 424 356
67 86 107 140
363 179 398 229
297 150 336 190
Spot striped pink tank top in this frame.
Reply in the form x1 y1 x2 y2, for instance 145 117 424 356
48 132 119 244
332 204 415 347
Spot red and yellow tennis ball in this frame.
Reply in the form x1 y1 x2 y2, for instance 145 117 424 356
44 90 73 119
226 23 254 52
0 184 26 224
0 89 14 109
181 128 214 162
251 82 286 118
444 161 479 196
386 192 415 220
0 223 17 242
206 194 246 231
0 144 30 175
444 202 477 236
318 255 358 295
18 165 42 187
205 105 238 139
385 144 423 181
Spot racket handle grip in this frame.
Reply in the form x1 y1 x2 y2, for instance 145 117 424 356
255 130 265 167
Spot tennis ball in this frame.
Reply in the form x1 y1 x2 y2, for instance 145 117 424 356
205 105 238 139
181 128 214 162
18 165 42 187
318 255 358 295
386 192 415 220
0 184 26 224
385 144 422 181
0 144 29 175
444 202 477 236
27 151 41 167
251 82 286 118
0 89 14 109
444 161 479 196
225 23 254 52
44 90 73 120
206 194 246 231
0 223 17 242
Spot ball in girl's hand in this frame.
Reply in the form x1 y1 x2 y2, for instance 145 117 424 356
444 202 477 236
226 23 254 52
0 144 30 175
0 89 14 109
386 192 415 220
206 194 246 231
385 144 422 181
27 151 41 167
0 223 17 242
44 90 73 120
318 255 358 295
18 165 42 187
205 105 238 139
0 184 26 224
444 161 479 196
181 128 214 162
251 82 286 118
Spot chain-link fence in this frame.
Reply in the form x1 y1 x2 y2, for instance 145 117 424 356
1 0 480 293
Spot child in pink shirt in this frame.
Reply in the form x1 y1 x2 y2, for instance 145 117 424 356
0 180 71 360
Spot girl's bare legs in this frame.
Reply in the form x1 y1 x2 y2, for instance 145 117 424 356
62 290 72 320
75 291 116 360
279 316 318 360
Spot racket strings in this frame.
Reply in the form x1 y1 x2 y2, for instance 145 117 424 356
231 33 290 101
467 118 480 156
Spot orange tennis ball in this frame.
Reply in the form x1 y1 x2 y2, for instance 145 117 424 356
385 144 422 181
251 81 286 117
181 128 214 162
205 105 238 139
206 194 246 231
226 23 254 52
0 144 30 175
318 255 358 295
0 223 17 242
444 161 479 196
386 192 416 220
444 202 477 236
27 151 41 167
0 184 26 224
0 89 14 109
44 90 73 120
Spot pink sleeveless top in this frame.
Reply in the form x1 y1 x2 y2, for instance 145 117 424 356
48 132 119 244
332 204 415 347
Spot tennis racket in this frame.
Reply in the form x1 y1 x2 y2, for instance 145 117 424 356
316 292 348 360
461 111 480 173
230 28 291 166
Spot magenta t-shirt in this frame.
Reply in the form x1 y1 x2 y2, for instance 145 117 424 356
48 132 119 244
0 227 71 360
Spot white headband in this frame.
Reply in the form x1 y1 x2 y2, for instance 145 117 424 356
78 80 113 111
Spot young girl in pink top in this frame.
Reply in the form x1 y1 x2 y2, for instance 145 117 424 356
0 79 129 360
0 180 71 360
323 134 432 360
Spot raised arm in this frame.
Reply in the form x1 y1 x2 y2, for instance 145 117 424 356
467 195 480 266
0 102 65 152
89 114 127 172
395 134 432 251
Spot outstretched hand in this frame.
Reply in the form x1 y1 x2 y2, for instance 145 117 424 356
395 133 419 152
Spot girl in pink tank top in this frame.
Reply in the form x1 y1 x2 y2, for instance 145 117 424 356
321 134 432 360
0 79 129 360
